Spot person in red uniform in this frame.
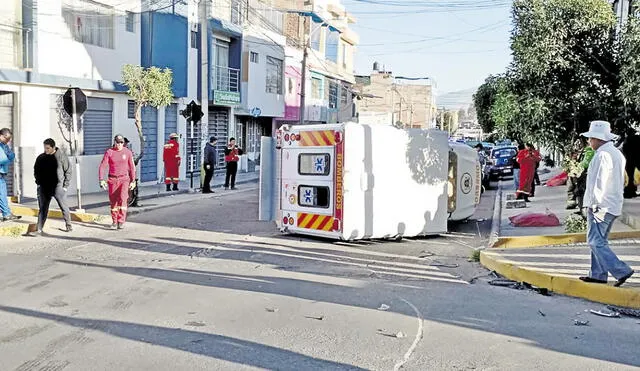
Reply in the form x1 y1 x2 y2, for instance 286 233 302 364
224 137 243 190
163 133 181 192
516 143 541 202
99 134 136 230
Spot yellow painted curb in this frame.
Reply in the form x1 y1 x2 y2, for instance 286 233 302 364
480 251 640 309
0 223 32 237
9 205 106 223
493 230 640 249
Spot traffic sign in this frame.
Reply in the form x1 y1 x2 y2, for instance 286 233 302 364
63 88 87 117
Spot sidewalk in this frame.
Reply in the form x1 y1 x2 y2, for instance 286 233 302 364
482 168 640 308
17 171 259 212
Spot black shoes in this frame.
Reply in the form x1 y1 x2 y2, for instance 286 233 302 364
172 184 179 191
614 271 634 287
579 276 607 284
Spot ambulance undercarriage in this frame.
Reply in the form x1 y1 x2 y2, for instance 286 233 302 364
259 123 481 241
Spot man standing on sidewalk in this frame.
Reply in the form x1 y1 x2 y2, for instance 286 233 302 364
163 133 181 192
0 128 20 222
224 137 243 190
29 139 72 236
580 120 634 287
202 136 217 194
99 134 136 230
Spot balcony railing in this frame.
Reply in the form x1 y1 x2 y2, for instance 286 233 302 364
213 66 240 92
0 23 28 69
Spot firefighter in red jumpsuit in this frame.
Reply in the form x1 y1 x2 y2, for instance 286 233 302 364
99 134 136 230
163 133 181 191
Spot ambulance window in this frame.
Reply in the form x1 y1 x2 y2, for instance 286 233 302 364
298 186 330 209
298 153 331 176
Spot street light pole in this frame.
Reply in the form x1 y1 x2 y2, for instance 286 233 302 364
299 32 308 125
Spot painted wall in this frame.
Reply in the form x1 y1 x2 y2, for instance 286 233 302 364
241 27 285 118
141 12 189 97
37 0 141 82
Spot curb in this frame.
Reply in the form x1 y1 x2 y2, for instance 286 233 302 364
0 222 33 237
620 211 640 230
9 205 107 224
480 250 640 309
492 230 640 249
487 182 503 248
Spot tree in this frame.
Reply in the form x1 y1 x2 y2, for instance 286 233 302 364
618 11 640 128
508 0 622 149
121 64 174 165
473 75 504 134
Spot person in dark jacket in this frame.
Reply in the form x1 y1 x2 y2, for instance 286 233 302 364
224 137 243 190
202 136 217 194
29 138 72 236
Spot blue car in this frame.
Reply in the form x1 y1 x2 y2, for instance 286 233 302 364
487 146 517 180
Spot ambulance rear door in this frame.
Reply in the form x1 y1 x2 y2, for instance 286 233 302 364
279 127 342 239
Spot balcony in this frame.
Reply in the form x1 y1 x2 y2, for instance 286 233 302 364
212 65 241 106
0 23 28 70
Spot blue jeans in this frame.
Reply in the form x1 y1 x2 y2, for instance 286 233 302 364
513 168 520 190
587 209 633 281
0 174 9 217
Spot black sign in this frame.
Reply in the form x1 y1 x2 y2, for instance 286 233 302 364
180 100 204 123
63 88 87 117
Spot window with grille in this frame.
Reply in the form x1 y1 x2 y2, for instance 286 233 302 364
191 30 198 48
311 77 323 100
62 0 115 49
266 56 283 94
126 11 134 32
127 100 135 119
250 51 259 63
329 82 338 109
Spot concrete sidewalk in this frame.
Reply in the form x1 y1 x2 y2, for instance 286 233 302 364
482 168 640 308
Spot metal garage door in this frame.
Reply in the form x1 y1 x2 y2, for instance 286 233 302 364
141 106 158 182
0 92 13 195
164 104 178 140
208 108 229 168
186 118 202 174
83 97 113 155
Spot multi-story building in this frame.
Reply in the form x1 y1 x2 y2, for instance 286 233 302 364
355 63 437 129
275 0 359 126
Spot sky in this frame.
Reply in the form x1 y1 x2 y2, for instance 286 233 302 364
343 0 514 96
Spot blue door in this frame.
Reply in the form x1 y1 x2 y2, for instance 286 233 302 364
141 106 158 182
164 104 178 140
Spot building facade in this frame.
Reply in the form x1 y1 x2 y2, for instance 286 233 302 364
355 64 437 129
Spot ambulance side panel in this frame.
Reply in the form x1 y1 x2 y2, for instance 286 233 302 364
342 124 449 240
448 142 482 221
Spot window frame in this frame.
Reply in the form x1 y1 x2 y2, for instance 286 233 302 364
125 11 135 33
265 56 283 95
298 185 331 209
250 51 259 63
297 153 331 176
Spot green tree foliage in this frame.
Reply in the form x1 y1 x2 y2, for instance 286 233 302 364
121 65 174 165
473 75 502 134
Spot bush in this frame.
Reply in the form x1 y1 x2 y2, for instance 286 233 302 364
565 214 587 233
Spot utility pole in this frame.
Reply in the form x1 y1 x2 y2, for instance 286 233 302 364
198 0 209 191
299 16 308 125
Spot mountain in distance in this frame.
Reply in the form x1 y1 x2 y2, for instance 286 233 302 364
437 87 477 110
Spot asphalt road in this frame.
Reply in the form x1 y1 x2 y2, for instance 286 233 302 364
1 185 639 370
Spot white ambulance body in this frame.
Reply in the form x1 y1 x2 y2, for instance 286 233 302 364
267 122 481 241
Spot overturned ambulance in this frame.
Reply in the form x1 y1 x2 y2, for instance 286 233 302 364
258 123 481 240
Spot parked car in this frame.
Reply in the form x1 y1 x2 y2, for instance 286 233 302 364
487 146 518 180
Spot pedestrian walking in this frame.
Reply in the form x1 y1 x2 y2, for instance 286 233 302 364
202 136 217 194
224 137 243 190
28 139 72 236
528 143 541 197
579 120 634 287
567 139 595 210
99 134 136 230
0 128 20 222
515 143 541 202
512 143 524 190
163 133 181 192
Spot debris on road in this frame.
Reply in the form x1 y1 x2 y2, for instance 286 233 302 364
428 262 460 268
305 315 325 321
418 251 434 258
574 320 589 326
607 305 640 318
488 279 550 295
265 307 279 313
378 304 390 311
185 321 206 327
538 309 546 317
376 329 407 339
395 332 406 338
589 309 620 318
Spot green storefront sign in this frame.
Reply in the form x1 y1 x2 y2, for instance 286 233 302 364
213 90 240 106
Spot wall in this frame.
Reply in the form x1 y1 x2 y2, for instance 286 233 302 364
37 0 141 82
241 28 286 118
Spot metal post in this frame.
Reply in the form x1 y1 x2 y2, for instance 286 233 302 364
189 118 194 189
299 27 308 125
71 89 83 212
198 0 209 191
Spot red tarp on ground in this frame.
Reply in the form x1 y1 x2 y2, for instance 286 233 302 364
509 212 561 227
546 172 568 187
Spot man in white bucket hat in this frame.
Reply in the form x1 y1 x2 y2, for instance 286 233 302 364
579 120 634 287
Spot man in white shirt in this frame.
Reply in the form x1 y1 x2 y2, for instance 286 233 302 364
580 121 634 287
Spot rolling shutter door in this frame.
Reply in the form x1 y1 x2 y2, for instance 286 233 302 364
164 104 178 140
208 108 229 168
141 106 158 182
0 92 14 195
83 97 113 155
